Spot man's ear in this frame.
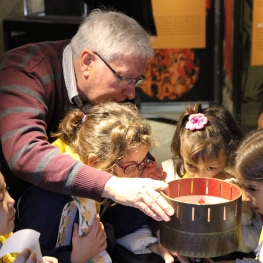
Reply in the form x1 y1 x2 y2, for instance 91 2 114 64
80 49 95 77
86 153 99 167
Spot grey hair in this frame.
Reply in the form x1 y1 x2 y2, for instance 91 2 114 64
71 9 154 62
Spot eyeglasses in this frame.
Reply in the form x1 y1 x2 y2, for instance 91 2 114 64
94 52 146 88
118 158 153 175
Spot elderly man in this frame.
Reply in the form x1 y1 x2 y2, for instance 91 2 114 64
0 9 173 222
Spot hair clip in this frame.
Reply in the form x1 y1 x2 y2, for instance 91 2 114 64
82 115 87 123
185 113 207 130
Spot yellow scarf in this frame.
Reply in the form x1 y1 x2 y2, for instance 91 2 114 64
52 138 81 161
259 226 263 246
0 233 19 263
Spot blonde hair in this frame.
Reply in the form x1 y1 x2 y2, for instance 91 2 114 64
171 103 244 177
53 102 158 174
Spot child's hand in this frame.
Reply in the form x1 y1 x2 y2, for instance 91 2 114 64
14 248 41 263
71 214 107 263
141 161 167 181
148 241 175 263
43 256 58 263
148 230 178 263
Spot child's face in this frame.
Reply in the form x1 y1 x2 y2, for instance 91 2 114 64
181 138 227 179
0 173 16 235
236 172 263 214
115 146 150 178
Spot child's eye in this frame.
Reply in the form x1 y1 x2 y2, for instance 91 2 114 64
0 187 9 202
186 163 196 169
207 167 216 171
243 185 256 192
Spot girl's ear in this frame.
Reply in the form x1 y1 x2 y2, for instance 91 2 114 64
86 153 99 167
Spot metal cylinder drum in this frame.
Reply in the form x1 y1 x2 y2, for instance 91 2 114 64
159 177 242 258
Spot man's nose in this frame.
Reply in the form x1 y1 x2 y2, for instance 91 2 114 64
123 85 136 100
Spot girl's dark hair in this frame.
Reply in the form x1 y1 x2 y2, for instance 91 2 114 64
171 103 244 177
235 128 263 182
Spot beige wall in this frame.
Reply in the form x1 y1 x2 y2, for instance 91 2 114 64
0 0 24 54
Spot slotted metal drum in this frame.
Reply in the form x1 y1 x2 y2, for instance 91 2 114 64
159 177 242 258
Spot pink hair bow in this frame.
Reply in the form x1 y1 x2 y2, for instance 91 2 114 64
185 113 207 130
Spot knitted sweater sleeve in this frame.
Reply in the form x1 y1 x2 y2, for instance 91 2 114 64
0 42 112 201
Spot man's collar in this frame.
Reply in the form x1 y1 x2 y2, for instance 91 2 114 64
62 44 79 104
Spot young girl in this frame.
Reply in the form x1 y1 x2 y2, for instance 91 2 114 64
16 102 170 263
0 166 57 263
166 103 244 179
162 103 262 259
234 128 263 263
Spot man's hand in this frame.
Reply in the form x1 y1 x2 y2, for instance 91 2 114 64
103 176 174 221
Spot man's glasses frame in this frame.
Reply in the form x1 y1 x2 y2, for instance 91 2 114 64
94 52 146 88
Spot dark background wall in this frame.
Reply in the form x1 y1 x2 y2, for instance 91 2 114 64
0 0 24 54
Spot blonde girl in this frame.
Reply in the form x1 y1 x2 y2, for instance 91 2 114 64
16 102 170 263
